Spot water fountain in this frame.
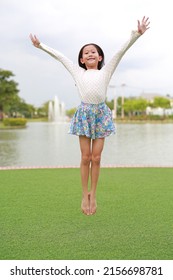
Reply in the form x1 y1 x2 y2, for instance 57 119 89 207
48 101 54 122
54 96 60 122
61 102 66 120
48 96 66 122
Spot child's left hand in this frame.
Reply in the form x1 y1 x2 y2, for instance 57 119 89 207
29 34 40 48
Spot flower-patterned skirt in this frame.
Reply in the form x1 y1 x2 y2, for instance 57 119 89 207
68 102 115 139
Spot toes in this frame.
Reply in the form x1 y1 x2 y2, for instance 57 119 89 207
81 208 90 215
81 197 90 216
90 200 97 215
90 209 96 215
81 202 90 215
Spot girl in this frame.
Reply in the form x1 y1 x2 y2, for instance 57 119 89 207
30 16 150 216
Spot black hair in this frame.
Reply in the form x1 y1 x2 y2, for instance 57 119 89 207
78 43 105 70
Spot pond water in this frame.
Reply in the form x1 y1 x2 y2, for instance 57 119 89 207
0 122 173 167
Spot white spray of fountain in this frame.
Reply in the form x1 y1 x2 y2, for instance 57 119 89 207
48 96 66 122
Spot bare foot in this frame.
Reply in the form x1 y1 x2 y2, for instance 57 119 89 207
90 195 97 215
81 196 90 216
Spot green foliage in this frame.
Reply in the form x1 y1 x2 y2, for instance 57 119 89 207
66 107 77 117
37 101 49 117
168 114 173 120
0 68 36 118
106 99 114 110
3 118 27 127
147 115 165 120
0 69 19 111
124 98 148 116
152 96 170 109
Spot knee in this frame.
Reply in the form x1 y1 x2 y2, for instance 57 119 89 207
92 154 101 165
81 154 91 165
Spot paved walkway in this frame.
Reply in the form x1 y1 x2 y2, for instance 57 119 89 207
0 164 173 170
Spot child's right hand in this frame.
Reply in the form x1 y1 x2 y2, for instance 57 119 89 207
29 34 40 48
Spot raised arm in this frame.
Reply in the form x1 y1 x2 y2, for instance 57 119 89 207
29 33 80 80
103 16 150 80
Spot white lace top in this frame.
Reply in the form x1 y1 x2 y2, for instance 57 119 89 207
39 31 141 104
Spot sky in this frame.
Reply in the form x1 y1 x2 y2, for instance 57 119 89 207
0 0 173 109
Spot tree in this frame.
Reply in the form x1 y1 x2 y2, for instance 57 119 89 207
106 99 114 110
66 108 77 118
0 69 19 114
124 98 148 117
152 97 170 109
123 98 135 117
133 98 148 115
12 100 36 118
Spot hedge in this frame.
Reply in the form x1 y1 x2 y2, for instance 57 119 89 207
3 118 27 127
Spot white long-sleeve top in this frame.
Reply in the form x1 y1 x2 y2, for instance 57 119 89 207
39 31 141 104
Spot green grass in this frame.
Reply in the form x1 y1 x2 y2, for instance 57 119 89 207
0 168 173 260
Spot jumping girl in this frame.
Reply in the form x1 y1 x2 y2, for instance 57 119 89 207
30 16 150 216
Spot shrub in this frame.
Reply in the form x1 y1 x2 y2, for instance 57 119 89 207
3 118 27 127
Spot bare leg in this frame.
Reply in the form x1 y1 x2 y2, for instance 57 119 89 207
90 138 105 215
79 136 91 215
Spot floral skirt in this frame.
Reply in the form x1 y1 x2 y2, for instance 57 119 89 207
68 102 115 139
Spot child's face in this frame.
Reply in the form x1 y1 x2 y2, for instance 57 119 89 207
80 45 102 70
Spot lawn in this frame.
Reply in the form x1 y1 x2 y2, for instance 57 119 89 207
0 168 172 260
